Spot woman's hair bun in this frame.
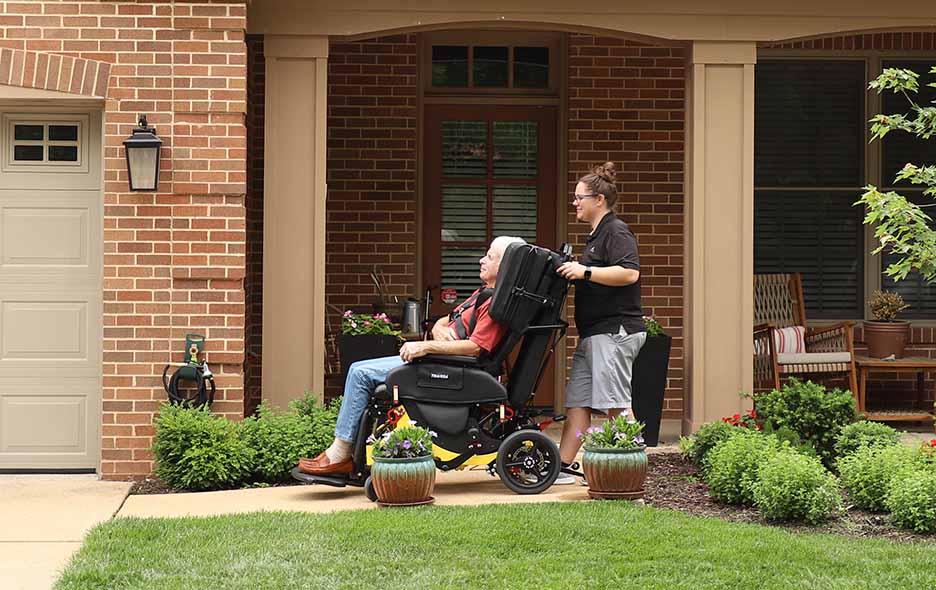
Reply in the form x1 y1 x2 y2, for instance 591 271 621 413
591 161 617 182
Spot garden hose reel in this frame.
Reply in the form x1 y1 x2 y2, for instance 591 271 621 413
162 333 216 406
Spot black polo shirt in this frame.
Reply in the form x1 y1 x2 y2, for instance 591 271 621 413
574 212 644 338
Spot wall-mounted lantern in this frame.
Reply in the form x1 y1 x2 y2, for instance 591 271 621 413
123 115 162 192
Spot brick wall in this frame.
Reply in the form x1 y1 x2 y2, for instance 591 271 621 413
244 32 688 412
765 31 936 412
0 1 249 479
324 35 419 397
566 35 686 421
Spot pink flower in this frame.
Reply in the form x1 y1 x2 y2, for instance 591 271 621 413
343 310 353 318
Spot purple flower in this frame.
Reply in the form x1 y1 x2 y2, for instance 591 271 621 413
366 434 376 444
586 426 601 434
576 430 582 438
634 436 644 445
403 440 412 450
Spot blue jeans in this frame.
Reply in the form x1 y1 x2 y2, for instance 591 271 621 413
334 355 404 441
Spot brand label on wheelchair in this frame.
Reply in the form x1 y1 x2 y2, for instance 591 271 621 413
430 373 449 380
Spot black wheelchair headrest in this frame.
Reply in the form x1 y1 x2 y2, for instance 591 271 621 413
489 242 570 332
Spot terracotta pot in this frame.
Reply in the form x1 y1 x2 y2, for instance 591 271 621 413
371 455 436 505
582 446 648 500
863 320 910 359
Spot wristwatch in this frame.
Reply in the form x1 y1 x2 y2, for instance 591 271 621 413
583 267 593 281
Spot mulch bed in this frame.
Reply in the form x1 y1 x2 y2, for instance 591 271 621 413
643 453 927 543
131 453 930 543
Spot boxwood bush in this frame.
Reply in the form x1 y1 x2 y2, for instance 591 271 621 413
687 420 737 472
833 421 900 462
754 379 857 467
152 394 342 490
838 444 917 512
753 450 843 524
705 430 782 505
152 403 255 491
886 469 936 533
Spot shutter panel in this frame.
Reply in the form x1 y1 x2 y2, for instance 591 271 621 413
755 60 866 319
881 61 936 187
755 61 865 187
755 191 864 319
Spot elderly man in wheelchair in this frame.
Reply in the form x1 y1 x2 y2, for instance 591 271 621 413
293 236 576 498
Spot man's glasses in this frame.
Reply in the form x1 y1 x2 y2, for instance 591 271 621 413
572 193 596 203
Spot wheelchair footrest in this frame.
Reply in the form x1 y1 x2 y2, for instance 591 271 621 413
290 467 359 487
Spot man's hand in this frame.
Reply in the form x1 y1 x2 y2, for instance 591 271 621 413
557 261 587 281
400 341 430 362
431 320 457 341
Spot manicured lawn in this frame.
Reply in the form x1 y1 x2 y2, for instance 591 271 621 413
57 502 936 590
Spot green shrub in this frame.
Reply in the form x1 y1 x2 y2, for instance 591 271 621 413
301 394 342 454
886 469 936 533
754 379 857 467
753 450 843 524
838 444 917 512
688 421 737 471
834 421 900 461
761 422 819 460
152 404 255 491
705 430 782 505
242 394 342 482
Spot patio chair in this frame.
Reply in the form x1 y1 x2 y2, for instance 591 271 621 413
753 273 858 396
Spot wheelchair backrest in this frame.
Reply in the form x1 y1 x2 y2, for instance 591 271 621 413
485 242 571 407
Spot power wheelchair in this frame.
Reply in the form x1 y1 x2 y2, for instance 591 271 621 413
291 242 578 498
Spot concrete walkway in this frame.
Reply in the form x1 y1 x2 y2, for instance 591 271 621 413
0 475 131 590
119 467 593 519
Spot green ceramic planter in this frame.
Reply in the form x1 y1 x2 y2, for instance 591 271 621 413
371 455 436 505
582 445 648 500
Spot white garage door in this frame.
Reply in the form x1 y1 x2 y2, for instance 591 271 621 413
0 109 102 471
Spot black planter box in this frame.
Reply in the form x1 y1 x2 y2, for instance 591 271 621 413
337 334 401 384
631 334 672 447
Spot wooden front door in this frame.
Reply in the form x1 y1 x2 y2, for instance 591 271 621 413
423 104 558 407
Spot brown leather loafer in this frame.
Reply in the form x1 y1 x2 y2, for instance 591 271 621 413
298 452 353 475
298 452 328 474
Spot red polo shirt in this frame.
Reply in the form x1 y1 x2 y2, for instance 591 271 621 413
452 289 507 354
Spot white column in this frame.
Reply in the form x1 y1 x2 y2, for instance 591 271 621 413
684 41 756 432
263 35 328 408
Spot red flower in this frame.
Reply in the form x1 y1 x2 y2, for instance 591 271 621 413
929 439 936 448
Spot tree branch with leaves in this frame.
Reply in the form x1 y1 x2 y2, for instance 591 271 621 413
857 66 936 284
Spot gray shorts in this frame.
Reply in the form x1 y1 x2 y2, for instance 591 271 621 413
565 327 647 412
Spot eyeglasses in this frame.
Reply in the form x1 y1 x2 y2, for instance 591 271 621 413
572 193 596 203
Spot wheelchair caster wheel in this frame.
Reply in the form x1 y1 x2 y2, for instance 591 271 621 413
364 476 378 503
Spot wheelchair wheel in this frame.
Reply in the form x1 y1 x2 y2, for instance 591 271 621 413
495 429 561 495
364 476 378 503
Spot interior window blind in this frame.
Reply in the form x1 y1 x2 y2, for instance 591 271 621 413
755 60 866 319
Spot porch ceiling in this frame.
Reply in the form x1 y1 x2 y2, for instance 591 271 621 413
248 0 936 43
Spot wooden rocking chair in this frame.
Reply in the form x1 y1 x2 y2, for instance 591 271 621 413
753 273 858 396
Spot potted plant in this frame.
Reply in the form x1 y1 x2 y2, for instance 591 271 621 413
579 415 648 500
864 290 910 359
337 311 402 379
368 425 436 506
631 316 672 446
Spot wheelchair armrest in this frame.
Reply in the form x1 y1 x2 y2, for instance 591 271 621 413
416 354 482 367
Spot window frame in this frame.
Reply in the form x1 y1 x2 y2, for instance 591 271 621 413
420 30 562 96
756 49 936 324
2 113 88 174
